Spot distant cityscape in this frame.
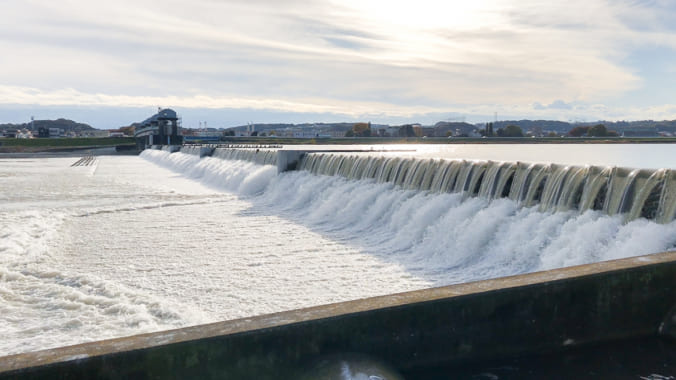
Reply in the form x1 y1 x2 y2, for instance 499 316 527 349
2 116 676 140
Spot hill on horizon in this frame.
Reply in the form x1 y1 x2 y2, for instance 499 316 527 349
0 118 95 133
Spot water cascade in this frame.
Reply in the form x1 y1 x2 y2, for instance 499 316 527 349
4 148 676 359
298 153 676 223
211 147 278 166
139 148 676 286
179 145 214 157
153 148 676 223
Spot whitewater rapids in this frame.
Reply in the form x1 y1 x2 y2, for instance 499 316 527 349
144 150 676 280
1 150 675 356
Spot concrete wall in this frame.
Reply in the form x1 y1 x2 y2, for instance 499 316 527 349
179 146 215 157
277 150 305 172
1 251 675 379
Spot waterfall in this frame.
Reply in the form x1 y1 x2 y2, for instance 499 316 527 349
295 153 676 223
139 148 676 286
177 146 278 164
179 145 205 156
150 148 676 224
212 147 278 166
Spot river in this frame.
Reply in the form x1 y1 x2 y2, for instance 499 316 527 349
1 144 675 356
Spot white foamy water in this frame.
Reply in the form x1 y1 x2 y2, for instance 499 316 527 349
2 150 676 356
0 155 427 356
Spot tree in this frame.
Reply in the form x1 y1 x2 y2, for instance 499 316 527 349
344 130 355 137
587 124 608 137
486 122 494 137
502 125 524 137
352 122 371 137
119 126 135 136
398 124 416 137
568 126 590 137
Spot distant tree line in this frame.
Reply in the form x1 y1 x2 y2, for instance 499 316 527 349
567 124 618 137
0 118 94 133
480 123 524 137
398 124 416 137
345 122 372 137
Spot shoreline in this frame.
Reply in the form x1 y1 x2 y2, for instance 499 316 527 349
0 146 137 158
2 136 675 153
218 136 676 145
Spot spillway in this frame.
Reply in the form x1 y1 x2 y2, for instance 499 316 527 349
169 145 676 224
135 146 676 285
2 145 676 379
299 153 676 223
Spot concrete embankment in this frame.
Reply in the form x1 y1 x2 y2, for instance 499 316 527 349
1 252 675 379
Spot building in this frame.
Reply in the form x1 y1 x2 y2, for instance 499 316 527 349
78 130 110 138
133 108 182 148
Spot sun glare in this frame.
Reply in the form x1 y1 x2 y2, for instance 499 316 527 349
335 0 502 30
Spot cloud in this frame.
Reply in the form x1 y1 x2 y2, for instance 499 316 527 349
533 100 574 110
0 0 675 125
3 85 676 128
0 85 450 119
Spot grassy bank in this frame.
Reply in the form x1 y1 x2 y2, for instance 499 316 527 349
218 136 676 145
2 136 674 153
0 137 135 153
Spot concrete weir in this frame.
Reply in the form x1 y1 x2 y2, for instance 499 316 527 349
277 150 305 172
1 251 675 379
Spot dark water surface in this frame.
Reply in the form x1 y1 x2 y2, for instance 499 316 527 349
404 336 675 379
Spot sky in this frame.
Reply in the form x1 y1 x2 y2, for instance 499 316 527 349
1 0 676 129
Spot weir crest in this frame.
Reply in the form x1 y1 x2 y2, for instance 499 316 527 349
173 147 676 224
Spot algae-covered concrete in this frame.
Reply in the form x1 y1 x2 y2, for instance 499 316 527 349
1 251 675 379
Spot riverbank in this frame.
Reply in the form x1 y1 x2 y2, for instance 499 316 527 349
219 136 676 145
1 136 673 156
0 137 135 154
0 148 112 158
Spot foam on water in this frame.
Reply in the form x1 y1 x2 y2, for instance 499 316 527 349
1 153 430 356
0 208 204 355
3 150 676 357
0 156 224 355
142 150 676 286
260 169 676 285
142 149 277 195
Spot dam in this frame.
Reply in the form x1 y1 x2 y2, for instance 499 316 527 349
1 144 675 378
179 144 676 224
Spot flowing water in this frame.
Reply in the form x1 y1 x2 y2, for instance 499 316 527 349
1 145 676 357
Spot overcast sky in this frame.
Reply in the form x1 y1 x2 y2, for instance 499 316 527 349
1 0 676 129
